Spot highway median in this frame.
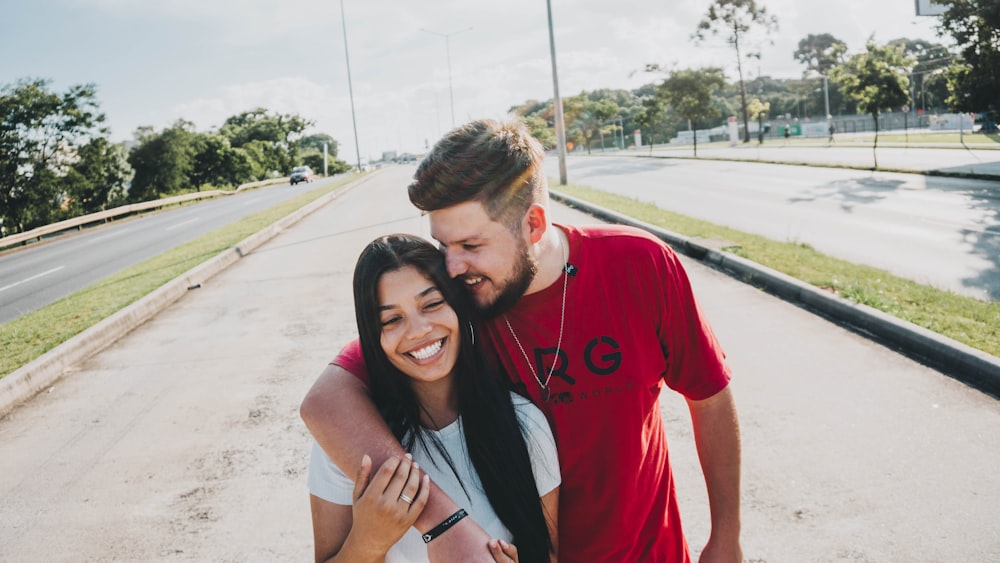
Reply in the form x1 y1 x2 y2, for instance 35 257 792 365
0 174 368 416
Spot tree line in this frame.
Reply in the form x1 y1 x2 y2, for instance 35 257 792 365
0 80 350 236
513 0 998 153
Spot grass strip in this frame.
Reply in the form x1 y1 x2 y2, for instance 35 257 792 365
556 181 1000 358
0 177 354 379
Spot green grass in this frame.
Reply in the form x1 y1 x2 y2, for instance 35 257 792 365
555 181 1000 358
0 177 355 379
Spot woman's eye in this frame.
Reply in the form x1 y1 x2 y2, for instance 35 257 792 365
380 316 401 327
424 300 445 311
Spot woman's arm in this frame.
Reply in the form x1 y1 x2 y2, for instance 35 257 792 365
310 454 429 562
301 364 495 562
541 487 559 562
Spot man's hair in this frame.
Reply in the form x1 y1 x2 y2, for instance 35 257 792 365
408 118 547 231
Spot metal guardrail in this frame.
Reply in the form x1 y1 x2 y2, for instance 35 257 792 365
0 177 288 250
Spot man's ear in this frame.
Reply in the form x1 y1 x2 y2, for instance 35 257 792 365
524 204 548 245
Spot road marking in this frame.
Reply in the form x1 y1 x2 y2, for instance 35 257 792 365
0 266 66 294
165 218 199 231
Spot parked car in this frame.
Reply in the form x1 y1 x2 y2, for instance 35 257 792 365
289 165 314 185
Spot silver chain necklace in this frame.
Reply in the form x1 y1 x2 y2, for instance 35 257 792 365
503 242 570 402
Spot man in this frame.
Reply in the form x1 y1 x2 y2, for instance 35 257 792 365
301 118 742 562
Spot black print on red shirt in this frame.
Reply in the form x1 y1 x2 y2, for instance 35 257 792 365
530 335 622 385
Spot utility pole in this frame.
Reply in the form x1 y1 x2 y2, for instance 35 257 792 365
421 27 471 128
340 0 361 172
546 0 567 185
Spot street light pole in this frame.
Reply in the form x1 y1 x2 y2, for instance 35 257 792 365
340 0 361 171
421 27 471 128
546 0 567 185
823 74 831 120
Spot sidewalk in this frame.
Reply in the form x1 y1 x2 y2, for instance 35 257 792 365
642 141 1000 179
1 166 999 561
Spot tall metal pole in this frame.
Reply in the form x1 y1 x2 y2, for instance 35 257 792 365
340 0 361 171
823 74 831 120
546 0 567 185
421 27 471 128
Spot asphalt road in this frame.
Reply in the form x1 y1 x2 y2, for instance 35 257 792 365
546 154 1000 301
0 177 341 324
2 166 998 561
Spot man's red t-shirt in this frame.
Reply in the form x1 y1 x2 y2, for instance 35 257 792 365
334 224 731 562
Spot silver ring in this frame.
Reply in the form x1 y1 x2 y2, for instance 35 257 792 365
398 493 413 504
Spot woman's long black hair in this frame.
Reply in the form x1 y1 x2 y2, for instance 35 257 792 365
353 234 553 562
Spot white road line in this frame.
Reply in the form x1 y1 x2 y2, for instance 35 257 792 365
0 266 66 294
165 218 199 231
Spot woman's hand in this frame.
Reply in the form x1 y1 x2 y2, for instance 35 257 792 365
487 539 518 562
347 454 430 557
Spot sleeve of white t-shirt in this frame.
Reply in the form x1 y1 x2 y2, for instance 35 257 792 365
307 440 355 505
512 393 561 496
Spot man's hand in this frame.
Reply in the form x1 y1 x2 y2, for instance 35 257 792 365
488 539 519 562
698 533 742 563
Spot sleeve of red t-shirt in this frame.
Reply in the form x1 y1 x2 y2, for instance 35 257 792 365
648 239 731 400
331 338 370 386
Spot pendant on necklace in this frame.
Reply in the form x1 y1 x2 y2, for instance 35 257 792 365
541 387 550 401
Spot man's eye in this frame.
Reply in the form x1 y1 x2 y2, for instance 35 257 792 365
463 244 480 251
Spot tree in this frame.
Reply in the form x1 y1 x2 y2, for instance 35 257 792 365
0 79 107 233
936 0 1000 115
830 40 913 167
299 133 339 158
220 108 312 178
657 67 727 157
887 38 953 112
127 121 196 201
694 0 778 143
189 133 254 189
564 96 619 154
63 137 132 215
794 33 848 76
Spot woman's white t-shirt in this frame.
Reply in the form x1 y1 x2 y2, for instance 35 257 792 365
308 393 560 563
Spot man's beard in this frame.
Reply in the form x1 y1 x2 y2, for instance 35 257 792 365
475 239 537 319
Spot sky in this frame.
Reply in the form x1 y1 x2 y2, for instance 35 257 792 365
1 0 945 163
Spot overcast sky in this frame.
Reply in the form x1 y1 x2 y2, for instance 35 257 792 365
1 0 944 162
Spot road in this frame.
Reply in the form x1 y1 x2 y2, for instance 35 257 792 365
546 154 1000 301
2 166 998 561
0 177 341 324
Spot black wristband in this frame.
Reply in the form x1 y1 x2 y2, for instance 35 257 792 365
421 509 468 544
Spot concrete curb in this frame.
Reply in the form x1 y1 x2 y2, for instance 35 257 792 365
550 190 1000 398
0 174 373 418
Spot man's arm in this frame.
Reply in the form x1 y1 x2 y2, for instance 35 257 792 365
687 385 742 563
300 363 494 562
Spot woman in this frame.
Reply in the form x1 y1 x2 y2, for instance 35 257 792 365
307 234 560 562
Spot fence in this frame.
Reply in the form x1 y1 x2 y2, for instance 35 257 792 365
0 177 287 251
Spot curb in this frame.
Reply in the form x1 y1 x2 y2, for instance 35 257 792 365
550 190 1000 399
0 174 374 418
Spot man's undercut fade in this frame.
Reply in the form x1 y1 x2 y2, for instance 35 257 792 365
408 118 547 232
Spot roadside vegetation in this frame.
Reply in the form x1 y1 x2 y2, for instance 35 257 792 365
555 181 1000 359
0 177 354 379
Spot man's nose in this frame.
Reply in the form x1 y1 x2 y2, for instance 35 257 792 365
445 252 467 279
